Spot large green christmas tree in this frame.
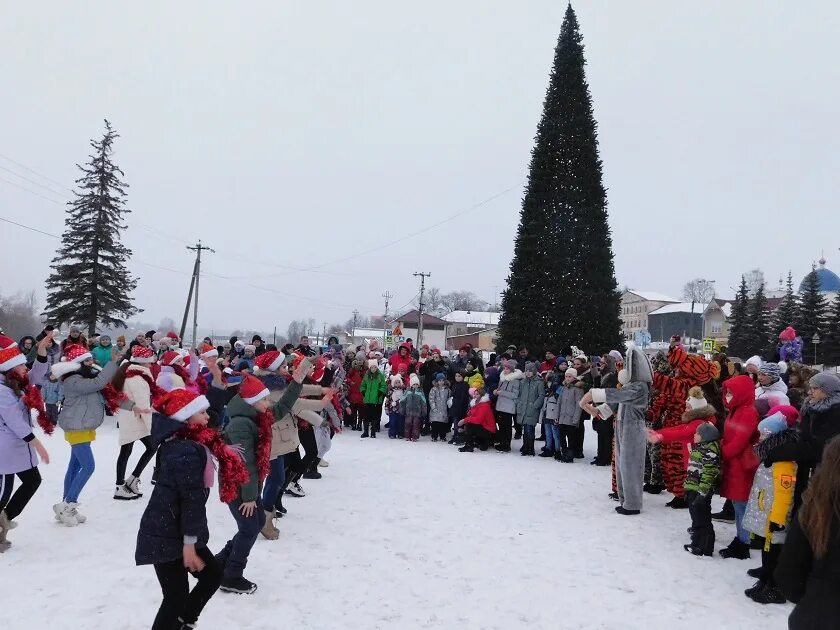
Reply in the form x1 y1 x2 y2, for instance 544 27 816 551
772 271 799 337
42 120 140 333
497 4 622 355
745 281 772 358
796 265 828 363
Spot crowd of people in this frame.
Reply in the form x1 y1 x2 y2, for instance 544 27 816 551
0 324 839 629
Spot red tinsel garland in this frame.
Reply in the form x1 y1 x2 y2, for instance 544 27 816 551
22 380 52 435
102 383 128 415
255 409 273 482
177 423 249 503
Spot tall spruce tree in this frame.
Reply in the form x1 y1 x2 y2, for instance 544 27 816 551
727 276 750 358
772 271 799 337
821 296 840 367
745 281 772 358
795 266 828 360
42 120 139 333
497 4 621 355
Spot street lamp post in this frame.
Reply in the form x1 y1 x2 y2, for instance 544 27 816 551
813 333 821 366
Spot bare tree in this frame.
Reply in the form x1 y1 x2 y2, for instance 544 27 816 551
0 291 42 340
744 269 766 296
442 290 490 313
682 278 716 305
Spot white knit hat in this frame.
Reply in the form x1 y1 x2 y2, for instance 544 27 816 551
687 386 707 410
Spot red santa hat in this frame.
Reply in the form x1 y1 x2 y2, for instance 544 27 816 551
130 345 157 364
51 344 93 377
0 341 26 372
254 350 286 372
239 375 270 405
0 335 18 349
311 356 327 383
154 388 210 422
201 347 218 360
161 350 184 366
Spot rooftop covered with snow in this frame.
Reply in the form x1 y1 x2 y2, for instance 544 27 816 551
625 290 680 303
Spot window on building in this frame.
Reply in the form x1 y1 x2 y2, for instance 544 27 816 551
711 321 722 334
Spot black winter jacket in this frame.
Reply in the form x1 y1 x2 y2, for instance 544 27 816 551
775 514 840 629
450 381 471 420
135 414 210 566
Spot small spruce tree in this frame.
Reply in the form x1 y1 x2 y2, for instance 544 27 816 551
772 271 800 337
727 276 750 359
745 281 772 358
42 120 140 333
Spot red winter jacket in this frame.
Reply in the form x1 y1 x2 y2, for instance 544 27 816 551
463 398 497 433
346 369 364 406
655 404 718 470
388 344 413 379
720 375 760 501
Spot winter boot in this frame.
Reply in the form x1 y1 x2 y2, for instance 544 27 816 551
711 499 735 523
643 484 665 495
124 474 143 497
220 576 258 594
114 484 140 501
538 450 554 458
666 497 688 509
719 537 750 560
744 580 766 598
286 481 306 498
0 509 16 546
56 502 79 527
303 471 322 480
561 448 575 463
615 506 640 516
459 445 475 453
746 567 763 579
749 584 786 605
608 492 619 501
318 459 329 468
260 512 279 540
71 504 87 524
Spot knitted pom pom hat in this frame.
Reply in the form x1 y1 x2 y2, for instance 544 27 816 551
687 386 707 410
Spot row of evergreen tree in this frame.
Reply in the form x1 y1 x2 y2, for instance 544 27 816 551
728 269 840 365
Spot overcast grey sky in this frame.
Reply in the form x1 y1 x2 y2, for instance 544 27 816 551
2 1 839 333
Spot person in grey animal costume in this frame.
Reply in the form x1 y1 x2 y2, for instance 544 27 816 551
581 343 652 515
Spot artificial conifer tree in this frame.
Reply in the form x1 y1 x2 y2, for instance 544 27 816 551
42 120 140 333
497 4 621 355
726 276 750 359
795 266 828 362
772 271 800 337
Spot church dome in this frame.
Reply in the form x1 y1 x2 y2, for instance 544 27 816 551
799 257 840 293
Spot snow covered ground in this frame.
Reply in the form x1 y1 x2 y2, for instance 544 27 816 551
5 424 791 630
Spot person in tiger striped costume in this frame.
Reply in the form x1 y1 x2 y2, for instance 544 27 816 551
648 337 719 508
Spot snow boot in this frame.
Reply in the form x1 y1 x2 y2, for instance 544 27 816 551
666 497 688 509
744 580 766 598
0 540 10 553
538 450 554 458
615 506 640 516
747 567 763 578
220 576 258 594
749 584 786 605
719 538 750 560
302 471 322 480
114 484 140 501
56 502 79 527
124 474 143 497
0 509 16 546
608 492 619 501
260 512 279 540
643 483 665 495
318 459 329 468
286 481 306 498
459 445 475 453
711 499 735 523
360 431 369 438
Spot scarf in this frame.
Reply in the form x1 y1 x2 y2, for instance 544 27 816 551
176 423 249 503
255 409 274 483
7 371 52 435
803 392 840 414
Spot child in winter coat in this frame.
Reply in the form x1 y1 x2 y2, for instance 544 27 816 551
742 413 799 604
136 388 243 629
386 374 406 439
448 371 470 444
494 360 523 452
555 368 585 462
42 372 64 426
516 362 544 456
428 373 451 442
646 387 718 509
359 360 387 438
539 379 562 458
458 387 497 452
217 362 309 594
400 374 427 442
464 362 484 390
679 422 721 557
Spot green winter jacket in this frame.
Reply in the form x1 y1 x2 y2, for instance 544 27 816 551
516 375 545 426
360 370 387 405
684 440 721 495
224 379 303 502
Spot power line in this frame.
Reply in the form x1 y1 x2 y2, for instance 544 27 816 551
0 174 66 205
0 164 70 198
0 153 74 193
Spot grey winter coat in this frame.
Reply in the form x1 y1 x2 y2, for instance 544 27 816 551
540 392 561 423
57 362 119 432
557 383 585 426
428 386 450 423
399 389 427 418
495 369 523 415
516 375 544 426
